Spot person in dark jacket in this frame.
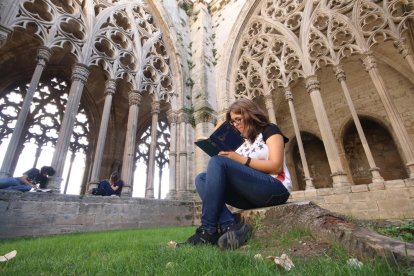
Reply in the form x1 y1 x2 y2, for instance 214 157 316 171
0 166 56 192
91 171 124 196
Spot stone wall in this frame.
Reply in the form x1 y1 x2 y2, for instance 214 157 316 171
290 178 414 219
0 190 196 239
2 178 413 239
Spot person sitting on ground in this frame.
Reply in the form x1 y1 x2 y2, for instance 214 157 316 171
91 171 124 196
0 166 56 192
178 98 292 250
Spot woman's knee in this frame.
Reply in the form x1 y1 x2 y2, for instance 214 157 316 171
209 155 225 165
195 172 207 195
264 192 290 207
207 156 231 171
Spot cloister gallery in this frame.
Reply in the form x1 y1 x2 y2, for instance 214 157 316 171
0 0 413 219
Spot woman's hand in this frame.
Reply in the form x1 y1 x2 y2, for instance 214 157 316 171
218 151 244 163
218 134 285 174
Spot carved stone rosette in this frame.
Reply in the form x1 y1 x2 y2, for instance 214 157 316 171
362 54 377 71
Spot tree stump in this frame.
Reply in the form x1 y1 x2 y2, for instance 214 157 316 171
236 201 414 266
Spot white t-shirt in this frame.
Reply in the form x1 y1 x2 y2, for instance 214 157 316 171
236 124 292 192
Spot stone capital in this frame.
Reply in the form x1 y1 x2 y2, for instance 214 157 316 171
37 46 52 65
104 79 117 96
128 91 142 106
361 53 377 71
194 107 216 125
333 65 346 82
305 75 320 94
151 101 160 114
167 110 178 124
178 111 191 124
71 63 90 83
394 38 410 58
283 87 293 101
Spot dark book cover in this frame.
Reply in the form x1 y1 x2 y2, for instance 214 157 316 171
194 121 245 157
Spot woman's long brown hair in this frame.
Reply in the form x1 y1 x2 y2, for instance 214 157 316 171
226 98 269 143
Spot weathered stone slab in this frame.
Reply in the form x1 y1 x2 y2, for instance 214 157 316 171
384 180 406 189
351 184 369 193
316 188 333 196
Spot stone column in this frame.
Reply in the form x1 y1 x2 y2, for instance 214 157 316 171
284 87 314 189
166 110 177 199
362 53 414 178
394 38 414 74
177 112 188 199
121 91 142 197
305 75 350 189
186 120 196 196
0 46 52 178
145 101 160 198
49 63 89 192
32 145 42 169
264 94 277 124
88 79 117 190
63 152 76 194
334 66 384 184
81 153 92 195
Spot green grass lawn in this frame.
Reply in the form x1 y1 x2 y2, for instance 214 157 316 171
0 226 412 275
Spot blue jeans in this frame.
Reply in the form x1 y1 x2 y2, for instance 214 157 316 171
196 156 290 233
0 177 31 192
98 180 115 196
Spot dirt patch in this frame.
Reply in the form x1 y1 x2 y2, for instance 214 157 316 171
251 221 334 259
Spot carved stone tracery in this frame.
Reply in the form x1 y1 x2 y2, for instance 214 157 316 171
0 76 90 162
0 0 413 196
231 0 414 188
234 0 414 99
13 0 87 60
135 119 170 188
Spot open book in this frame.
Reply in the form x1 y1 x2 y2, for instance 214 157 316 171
194 121 245 157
